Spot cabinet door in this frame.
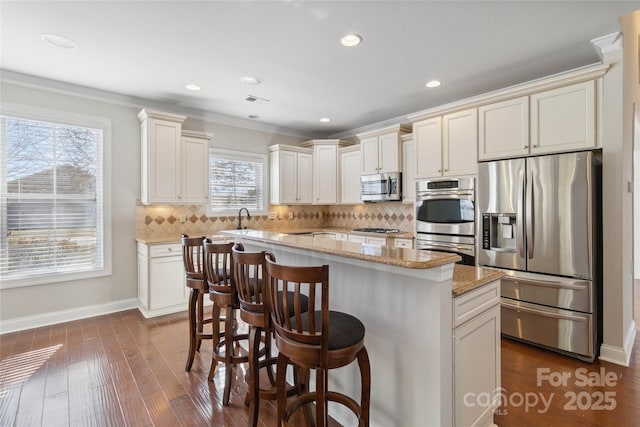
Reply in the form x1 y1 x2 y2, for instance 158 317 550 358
360 136 380 174
348 234 366 244
279 150 299 204
402 138 415 203
478 96 529 160
443 108 477 176
149 256 187 310
413 117 442 179
366 236 387 246
531 80 595 154
296 152 314 204
378 132 401 173
340 149 362 204
181 135 209 203
148 118 182 202
313 145 338 204
453 305 501 427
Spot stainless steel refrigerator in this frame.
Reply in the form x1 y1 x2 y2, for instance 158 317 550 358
477 151 601 361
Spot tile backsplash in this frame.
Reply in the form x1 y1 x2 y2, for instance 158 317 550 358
136 202 414 238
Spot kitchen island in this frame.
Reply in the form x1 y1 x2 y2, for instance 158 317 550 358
221 229 502 427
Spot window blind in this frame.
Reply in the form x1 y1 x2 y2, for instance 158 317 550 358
1 116 104 281
209 150 266 214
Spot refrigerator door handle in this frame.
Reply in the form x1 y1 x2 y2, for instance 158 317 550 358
526 169 534 259
517 169 525 258
502 298 589 322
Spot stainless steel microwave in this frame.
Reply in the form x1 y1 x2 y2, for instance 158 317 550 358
361 172 402 202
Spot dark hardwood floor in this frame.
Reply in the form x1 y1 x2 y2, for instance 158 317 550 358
1 307 638 426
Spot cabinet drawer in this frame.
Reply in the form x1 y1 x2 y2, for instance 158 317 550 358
453 280 500 328
150 243 182 257
366 236 387 246
393 238 413 248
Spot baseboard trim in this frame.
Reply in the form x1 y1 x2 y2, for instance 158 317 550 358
599 320 637 366
0 298 139 334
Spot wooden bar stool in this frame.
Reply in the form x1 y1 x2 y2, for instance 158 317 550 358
265 255 371 427
203 238 250 406
181 234 214 372
232 244 310 427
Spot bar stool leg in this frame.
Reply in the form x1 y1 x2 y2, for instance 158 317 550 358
247 325 262 427
222 306 234 406
357 348 371 427
196 291 204 351
208 303 222 381
185 287 198 371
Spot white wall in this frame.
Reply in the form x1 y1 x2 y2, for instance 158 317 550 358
0 80 304 331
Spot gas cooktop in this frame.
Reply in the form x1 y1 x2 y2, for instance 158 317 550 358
352 228 400 234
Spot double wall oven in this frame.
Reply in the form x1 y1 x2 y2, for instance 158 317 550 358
415 177 475 265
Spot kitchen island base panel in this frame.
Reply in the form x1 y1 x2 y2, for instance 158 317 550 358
237 239 454 427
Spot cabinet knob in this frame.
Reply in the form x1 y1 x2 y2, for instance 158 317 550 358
523 145 528 149
444 169 448 172
532 145 538 148
438 169 442 173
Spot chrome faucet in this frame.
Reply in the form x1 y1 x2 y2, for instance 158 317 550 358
237 208 251 229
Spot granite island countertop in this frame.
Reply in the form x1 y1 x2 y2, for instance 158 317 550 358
452 265 505 297
221 229 458 270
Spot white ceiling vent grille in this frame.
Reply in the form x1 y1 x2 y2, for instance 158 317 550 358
245 95 270 104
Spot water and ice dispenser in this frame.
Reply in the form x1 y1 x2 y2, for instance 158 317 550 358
482 213 517 251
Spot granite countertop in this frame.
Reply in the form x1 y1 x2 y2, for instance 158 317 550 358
452 265 505 297
135 227 414 245
221 229 459 270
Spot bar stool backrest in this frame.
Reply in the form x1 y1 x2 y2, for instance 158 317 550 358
265 254 329 363
181 234 206 279
203 239 235 295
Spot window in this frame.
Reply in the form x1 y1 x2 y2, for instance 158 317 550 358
209 148 267 215
0 105 110 288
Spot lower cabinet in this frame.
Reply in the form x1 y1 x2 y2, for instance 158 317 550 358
137 242 188 318
452 280 501 427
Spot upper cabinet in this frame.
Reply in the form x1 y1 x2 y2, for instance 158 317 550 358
413 108 477 179
270 145 313 205
302 139 354 205
138 109 212 205
530 80 596 155
358 124 411 174
478 96 529 161
479 81 596 160
401 133 415 203
339 145 363 205
180 130 213 203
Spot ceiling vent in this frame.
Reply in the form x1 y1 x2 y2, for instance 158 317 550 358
245 95 270 104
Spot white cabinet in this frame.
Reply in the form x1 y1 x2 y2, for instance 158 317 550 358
137 242 188 318
413 117 442 179
347 234 366 244
478 96 529 161
358 124 411 174
452 279 501 427
413 108 477 179
479 80 596 161
302 139 354 205
339 145 363 204
348 234 387 246
181 130 213 203
138 109 212 205
393 238 414 249
530 80 596 154
401 133 415 203
270 145 313 205
335 232 349 241
442 108 478 176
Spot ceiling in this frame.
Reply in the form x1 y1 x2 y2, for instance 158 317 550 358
1 1 638 138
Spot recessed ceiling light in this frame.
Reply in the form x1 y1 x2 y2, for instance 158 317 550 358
320 117 331 123
241 76 263 85
185 84 201 91
248 115 260 119
340 34 362 47
41 33 77 49
425 80 442 88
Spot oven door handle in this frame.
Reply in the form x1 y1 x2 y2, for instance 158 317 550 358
417 242 474 256
417 191 474 198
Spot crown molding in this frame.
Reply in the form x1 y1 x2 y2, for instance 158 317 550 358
591 32 623 58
